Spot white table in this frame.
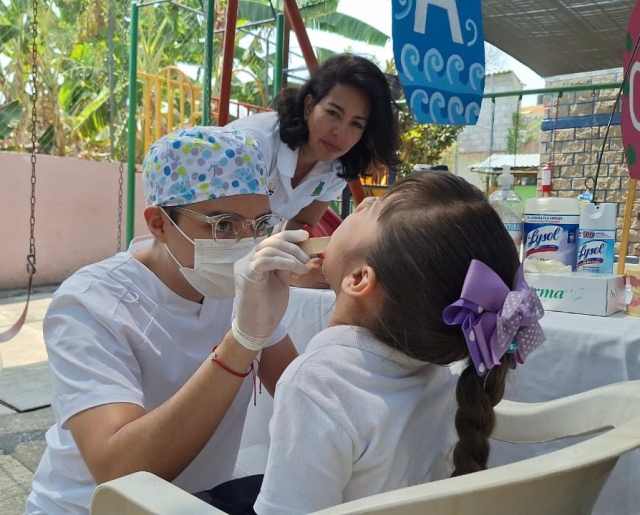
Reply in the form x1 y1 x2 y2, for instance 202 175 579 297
236 289 640 515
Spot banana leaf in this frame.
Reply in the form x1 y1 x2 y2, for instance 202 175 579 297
0 99 24 140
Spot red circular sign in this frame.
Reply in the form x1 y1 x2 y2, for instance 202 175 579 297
622 1 640 179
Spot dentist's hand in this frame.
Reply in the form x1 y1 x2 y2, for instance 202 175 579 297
232 230 310 351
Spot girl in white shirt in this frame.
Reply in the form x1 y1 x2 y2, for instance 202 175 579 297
204 171 545 515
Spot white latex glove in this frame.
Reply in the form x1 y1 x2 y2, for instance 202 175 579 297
232 230 310 351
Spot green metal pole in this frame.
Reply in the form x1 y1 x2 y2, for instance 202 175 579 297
274 13 284 100
203 0 215 125
483 82 622 99
395 82 624 107
126 2 139 247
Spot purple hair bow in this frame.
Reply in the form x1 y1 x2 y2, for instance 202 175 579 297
442 260 546 376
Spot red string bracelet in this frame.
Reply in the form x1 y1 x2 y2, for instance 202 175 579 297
210 345 262 405
210 345 253 377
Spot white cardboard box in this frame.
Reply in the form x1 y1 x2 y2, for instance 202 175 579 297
524 272 625 316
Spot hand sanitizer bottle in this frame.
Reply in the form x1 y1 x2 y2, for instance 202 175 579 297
489 165 524 251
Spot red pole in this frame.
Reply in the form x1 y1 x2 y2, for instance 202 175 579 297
281 0 366 205
282 0 318 70
217 0 239 127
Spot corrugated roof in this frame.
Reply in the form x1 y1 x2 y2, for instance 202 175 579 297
469 153 540 171
483 0 635 77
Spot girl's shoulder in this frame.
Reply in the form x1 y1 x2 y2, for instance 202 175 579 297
277 327 364 382
279 325 465 391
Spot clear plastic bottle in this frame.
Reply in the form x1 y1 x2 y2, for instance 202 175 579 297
489 165 524 250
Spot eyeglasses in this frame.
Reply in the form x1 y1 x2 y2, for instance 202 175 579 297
170 206 285 243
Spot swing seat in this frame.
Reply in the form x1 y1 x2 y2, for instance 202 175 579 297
91 381 640 515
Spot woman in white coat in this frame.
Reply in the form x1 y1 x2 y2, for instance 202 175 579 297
226 54 401 287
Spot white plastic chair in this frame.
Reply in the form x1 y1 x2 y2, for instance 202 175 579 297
90 381 640 515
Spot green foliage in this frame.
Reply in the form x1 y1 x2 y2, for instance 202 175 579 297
0 24 20 47
506 112 523 154
506 112 542 154
0 0 388 159
0 100 24 139
397 108 463 176
384 61 462 176
0 0 137 155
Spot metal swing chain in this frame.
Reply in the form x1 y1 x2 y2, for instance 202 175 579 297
489 97 496 159
583 90 598 197
487 98 496 189
513 95 522 167
116 162 124 252
27 0 39 276
0 0 39 343
116 1 129 253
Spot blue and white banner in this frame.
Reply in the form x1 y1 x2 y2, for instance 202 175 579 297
392 0 485 125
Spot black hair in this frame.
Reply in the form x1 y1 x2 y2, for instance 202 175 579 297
275 53 401 181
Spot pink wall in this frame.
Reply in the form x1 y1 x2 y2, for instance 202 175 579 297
1 153 149 290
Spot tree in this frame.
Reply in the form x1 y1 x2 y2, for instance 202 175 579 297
397 111 462 176
0 0 40 150
1 0 389 158
0 0 132 156
230 0 389 105
506 111 543 154
384 61 463 176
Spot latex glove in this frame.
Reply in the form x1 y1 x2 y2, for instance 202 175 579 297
232 230 310 351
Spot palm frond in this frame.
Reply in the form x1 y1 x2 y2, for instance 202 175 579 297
0 24 19 47
0 99 24 140
237 0 340 25
72 82 127 138
306 13 389 46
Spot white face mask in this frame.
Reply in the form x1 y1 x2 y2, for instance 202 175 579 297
163 211 262 299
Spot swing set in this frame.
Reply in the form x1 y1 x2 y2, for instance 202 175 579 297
2 0 640 346
0 0 366 344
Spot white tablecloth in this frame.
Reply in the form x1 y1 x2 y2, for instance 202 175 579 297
236 289 640 515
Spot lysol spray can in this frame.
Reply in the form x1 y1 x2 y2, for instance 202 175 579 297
577 203 617 274
524 197 580 270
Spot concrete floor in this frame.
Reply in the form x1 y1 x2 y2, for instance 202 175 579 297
0 287 57 515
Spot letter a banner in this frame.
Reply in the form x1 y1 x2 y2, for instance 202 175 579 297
622 0 640 179
392 0 485 125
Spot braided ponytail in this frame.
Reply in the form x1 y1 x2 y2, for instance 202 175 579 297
451 357 512 476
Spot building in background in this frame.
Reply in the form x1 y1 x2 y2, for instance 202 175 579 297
539 68 633 254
